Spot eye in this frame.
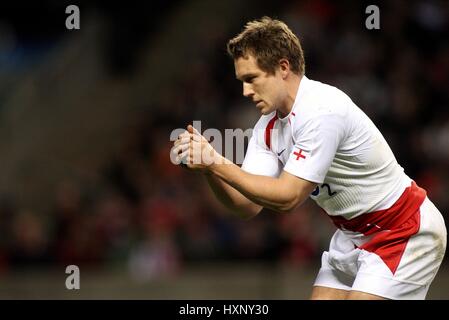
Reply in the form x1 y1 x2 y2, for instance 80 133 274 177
245 76 256 83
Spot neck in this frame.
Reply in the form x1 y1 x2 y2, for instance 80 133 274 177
277 74 302 118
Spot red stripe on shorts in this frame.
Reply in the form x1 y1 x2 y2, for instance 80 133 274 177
330 181 426 274
264 114 278 150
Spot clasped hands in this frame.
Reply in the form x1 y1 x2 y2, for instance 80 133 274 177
172 125 224 172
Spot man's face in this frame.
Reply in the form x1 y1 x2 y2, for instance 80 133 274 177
234 54 284 115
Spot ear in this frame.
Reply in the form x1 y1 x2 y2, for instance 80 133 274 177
278 58 290 79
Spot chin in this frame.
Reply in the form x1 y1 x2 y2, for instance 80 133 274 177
260 107 273 115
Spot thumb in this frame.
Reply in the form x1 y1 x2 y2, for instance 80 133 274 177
188 124 200 135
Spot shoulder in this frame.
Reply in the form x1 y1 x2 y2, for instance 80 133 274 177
302 78 353 115
292 78 354 133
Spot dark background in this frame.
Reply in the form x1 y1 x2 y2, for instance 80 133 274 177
0 0 447 298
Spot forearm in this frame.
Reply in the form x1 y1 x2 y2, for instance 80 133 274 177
173 127 310 213
209 158 302 212
206 173 262 219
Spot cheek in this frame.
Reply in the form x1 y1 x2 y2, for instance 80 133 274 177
261 85 275 102
256 83 269 99
270 83 283 103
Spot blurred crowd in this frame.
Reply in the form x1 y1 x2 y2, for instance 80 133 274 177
0 0 448 280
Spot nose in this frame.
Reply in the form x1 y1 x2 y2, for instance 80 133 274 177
243 83 254 98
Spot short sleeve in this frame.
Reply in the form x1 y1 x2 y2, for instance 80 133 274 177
283 113 346 183
241 133 281 178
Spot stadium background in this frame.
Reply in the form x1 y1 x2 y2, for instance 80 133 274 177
0 0 448 299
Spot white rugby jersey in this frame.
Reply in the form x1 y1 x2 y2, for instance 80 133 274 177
241 76 412 219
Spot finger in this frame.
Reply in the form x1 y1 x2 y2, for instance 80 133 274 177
174 136 191 147
187 124 201 136
177 133 192 143
177 149 190 164
190 126 201 136
178 131 192 140
173 143 190 155
177 131 191 140
190 134 202 142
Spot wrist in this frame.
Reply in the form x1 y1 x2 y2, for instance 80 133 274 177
208 153 219 172
208 151 225 173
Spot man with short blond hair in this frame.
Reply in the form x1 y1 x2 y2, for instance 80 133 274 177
172 16 446 300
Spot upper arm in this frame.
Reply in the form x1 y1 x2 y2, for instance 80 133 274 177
284 113 346 184
277 170 318 212
241 132 281 178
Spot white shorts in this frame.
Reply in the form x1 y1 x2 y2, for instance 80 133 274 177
314 197 447 299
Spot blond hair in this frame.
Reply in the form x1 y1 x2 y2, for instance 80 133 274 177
227 16 305 75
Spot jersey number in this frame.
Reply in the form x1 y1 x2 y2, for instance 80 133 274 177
311 183 337 197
